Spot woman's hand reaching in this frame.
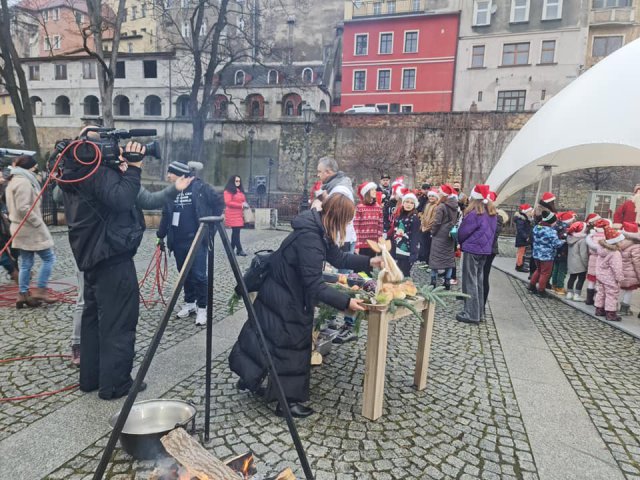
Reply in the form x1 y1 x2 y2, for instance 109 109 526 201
370 256 383 269
348 298 366 312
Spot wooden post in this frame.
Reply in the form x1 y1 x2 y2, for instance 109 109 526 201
362 309 389 421
413 300 435 390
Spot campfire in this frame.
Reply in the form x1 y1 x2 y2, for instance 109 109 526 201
149 428 295 480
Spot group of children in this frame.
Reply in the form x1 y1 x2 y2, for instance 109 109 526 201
517 192 640 322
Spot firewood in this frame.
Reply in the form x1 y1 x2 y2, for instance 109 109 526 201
160 428 241 480
275 467 296 480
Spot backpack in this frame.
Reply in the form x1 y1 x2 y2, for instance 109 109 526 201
235 231 300 295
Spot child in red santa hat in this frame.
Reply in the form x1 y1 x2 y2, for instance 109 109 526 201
353 181 384 258
586 227 625 321
389 190 421 277
514 204 533 272
550 211 576 295
566 221 589 302
617 222 640 316
585 218 611 305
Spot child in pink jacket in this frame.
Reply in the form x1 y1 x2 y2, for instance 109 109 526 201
618 222 640 316
585 218 610 305
587 227 625 322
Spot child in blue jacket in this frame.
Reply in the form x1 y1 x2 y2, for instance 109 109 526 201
529 211 565 296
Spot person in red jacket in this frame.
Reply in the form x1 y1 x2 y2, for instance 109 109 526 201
224 175 248 256
613 184 640 226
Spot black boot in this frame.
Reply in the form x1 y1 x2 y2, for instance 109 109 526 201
585 288 596 306
619 303 631 316
275 402 314 418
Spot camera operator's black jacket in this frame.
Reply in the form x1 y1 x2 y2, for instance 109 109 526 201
60 162 144 271
156 177 224 252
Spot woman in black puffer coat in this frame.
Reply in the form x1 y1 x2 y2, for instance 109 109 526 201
229 194 379 418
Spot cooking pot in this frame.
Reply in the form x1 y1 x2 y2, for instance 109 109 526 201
109 399 197 460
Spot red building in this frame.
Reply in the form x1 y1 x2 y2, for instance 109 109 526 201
337 12 460 113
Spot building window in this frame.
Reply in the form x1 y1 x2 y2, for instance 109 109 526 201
82 62 96 79
412 0 421 11
402 68 416 90
540 40 556 63
246 94 264 118
377 69 391 90
52 8 59 20
302 68 313 83
115 61 126 79
542 0 562 20
471 45 485 67
502 42 530 65
268 70 278 84
128 42 134 53
592 35 623 56
541 89 547 100
379 33 393 54
593 0 630 7
141 3 146 17
353 70 366 91
131 5 137 19
373 2 382 14
29 96 43 116
478 91 483 101
114 95 130 116
401 105 413 113
143 60 157 78
182 21 190 37
355 34 368 55
54 64 67 80
83 95 99 116
28 65 40 81
377 104 389 113
176 95 189 117
75 11 84 24
473 0 492 26
404 31 418 53
282 93 302 117
235 70 245 85
497 90 526 112
390 103 400 113
387 1 396 13
511 0 530 22
42 10 48 22
212 94 228 118
45 35 61 51
54 95 70 115
144 95 162 116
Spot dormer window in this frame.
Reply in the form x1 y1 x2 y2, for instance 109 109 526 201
235 70 245 85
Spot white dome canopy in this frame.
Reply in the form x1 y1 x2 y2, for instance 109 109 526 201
486 38 640 204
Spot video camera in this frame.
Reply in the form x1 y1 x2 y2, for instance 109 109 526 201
52 127 161 168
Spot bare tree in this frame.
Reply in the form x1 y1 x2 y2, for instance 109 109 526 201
0 0 40 154
572 167 628 191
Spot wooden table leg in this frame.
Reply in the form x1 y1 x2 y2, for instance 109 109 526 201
414 301 435 390
362 310 389 421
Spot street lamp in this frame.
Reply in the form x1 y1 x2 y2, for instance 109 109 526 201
248 128 255 193
299 104 316 212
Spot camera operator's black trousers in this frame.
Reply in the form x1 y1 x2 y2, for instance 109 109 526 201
79 257 140 400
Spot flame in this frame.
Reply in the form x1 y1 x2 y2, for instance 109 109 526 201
240 454 253 479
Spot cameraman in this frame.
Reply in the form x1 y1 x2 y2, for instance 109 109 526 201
59 132 149 400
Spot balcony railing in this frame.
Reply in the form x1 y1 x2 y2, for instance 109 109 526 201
347 0 426 19
590 6 637 25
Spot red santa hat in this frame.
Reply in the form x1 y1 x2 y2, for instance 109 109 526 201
402 191 419 205
594 218 612 232
585 213 601 224
605 227 625 245
557 211 576 224
540 192 556 203
469 184 490 203
567 221 587 236
357 181 377 202
427 188 439 198
439 184 457 198
622 222 639 234
488 191 497 202
519 203 533 213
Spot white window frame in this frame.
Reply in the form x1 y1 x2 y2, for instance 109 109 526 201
353 70 367 91
235 70 245 86
28 65 40 81
542 0 563 20
267 69 278 85
471 44 485 68
42 10 48 23
302 67 313 83
412 0 421 11
378 32 394 55
401 67 416 90
387 1 396 14
199 20 207 35
52 8 59 20
510 0 530 23
376 68 391 90
181 20 190 38
539 39 557 64
354 33 369 56
401 104 413 113
376 103 390 113
473 0 492 26
403 30 419 53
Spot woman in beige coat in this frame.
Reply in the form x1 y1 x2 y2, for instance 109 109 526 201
6 156 56 308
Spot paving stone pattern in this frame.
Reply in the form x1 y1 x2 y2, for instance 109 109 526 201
0 229 289 441
45 267 539 479
509 276 640 478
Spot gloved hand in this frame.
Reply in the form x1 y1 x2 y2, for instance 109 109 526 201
156 237 166 252
242 201 250 209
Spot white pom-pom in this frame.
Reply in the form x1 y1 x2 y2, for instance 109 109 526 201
187 161 203 171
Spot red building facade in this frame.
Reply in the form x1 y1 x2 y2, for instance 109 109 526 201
337 12 459 113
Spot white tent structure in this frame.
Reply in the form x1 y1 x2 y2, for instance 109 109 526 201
486 38 640 204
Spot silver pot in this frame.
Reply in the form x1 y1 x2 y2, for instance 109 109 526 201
109 399 197 460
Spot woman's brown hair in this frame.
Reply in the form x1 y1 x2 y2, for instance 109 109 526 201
464 198 491 216
321 194 356 246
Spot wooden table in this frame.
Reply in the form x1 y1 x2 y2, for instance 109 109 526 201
362 298 435 421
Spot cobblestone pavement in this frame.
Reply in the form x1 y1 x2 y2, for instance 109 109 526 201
509 276 640 478
44 266 540 480
0 228 289 441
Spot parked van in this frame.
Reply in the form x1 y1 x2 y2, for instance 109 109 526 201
344 106 379 114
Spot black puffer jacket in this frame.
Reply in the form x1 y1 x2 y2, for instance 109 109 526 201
60 160 143 271
157 177 224 252
229 209 371 403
